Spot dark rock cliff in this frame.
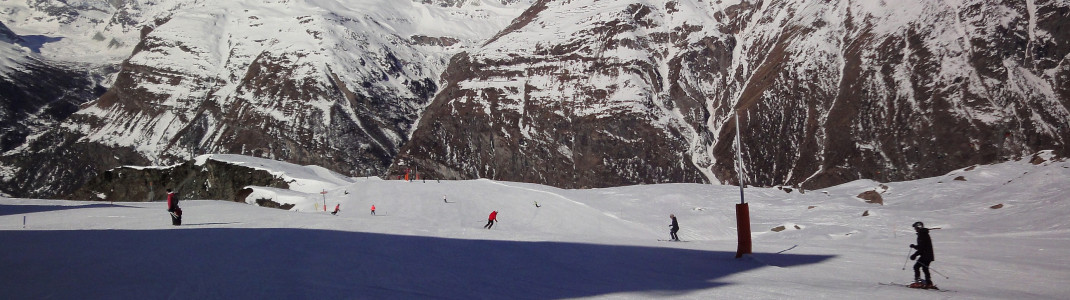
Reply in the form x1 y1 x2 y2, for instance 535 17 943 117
67 157 290 202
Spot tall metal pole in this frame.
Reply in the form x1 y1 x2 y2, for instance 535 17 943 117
734 109 752 258
735 110 745 204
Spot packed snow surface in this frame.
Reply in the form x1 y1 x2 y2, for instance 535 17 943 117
2 152 1069 299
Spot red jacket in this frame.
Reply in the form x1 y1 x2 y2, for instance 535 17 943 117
488 211 498 221
167 192 178 211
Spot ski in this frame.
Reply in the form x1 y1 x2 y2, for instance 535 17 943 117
657 239 688 242
878 282 950 292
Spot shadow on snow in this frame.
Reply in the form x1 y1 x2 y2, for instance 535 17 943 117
1 230 833 299
0 203 140 217
16 35 63 53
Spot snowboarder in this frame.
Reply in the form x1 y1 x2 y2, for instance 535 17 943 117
166 189 181 226
484 211 498 229
909 221 936 288
669 214 680 241
534 201 540 208
370 205 376 215
331 204 340 215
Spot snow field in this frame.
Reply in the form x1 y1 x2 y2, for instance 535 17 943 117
1 152 1069 299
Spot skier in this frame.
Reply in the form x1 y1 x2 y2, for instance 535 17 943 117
669 214 680 241
484 210 498 229
166 189 182 226
909 221 936 288
534 201 540 208
371 205 376 215
331 203 340 215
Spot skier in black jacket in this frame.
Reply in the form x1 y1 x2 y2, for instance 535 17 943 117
669 214 680 241
909 221 935 287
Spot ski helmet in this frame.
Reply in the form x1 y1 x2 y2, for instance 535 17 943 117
912 221 924 229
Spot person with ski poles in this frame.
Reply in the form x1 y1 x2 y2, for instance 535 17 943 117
669 214 680 241
484 211 498 229
166 189 182 226
909 221 936 288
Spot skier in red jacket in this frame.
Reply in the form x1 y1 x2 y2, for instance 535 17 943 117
484 211 498 229
166 189 181 226
331 204 340 215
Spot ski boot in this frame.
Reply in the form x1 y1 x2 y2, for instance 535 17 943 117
908 279 925 289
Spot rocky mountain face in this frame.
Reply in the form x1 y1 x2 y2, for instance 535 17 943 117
394 0 1070 189
2 0 1068 198
0 0 530 198
67 156 290 203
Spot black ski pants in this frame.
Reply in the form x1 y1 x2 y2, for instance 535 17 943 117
913 259 932 283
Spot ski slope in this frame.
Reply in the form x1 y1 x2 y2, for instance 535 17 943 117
2 152 1069 299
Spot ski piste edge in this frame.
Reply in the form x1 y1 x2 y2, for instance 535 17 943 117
879 282 952 292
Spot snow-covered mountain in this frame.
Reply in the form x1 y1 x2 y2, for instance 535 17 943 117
1 0 1068 198
0 20 106 156
0 0 532 198
396 0 1070 189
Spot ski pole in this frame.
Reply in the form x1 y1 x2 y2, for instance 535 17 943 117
914 260 950 280
925 263 950 279
901 249 912 270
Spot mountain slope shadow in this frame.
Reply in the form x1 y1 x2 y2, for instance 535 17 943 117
16 35 63 53
0 229 834 299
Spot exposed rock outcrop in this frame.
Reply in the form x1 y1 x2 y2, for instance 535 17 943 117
67 158 290 202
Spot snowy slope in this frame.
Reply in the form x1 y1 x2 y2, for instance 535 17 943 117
0 21 104 154
2 152 1068 299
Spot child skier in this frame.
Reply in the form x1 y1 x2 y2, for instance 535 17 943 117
909 221 936 289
